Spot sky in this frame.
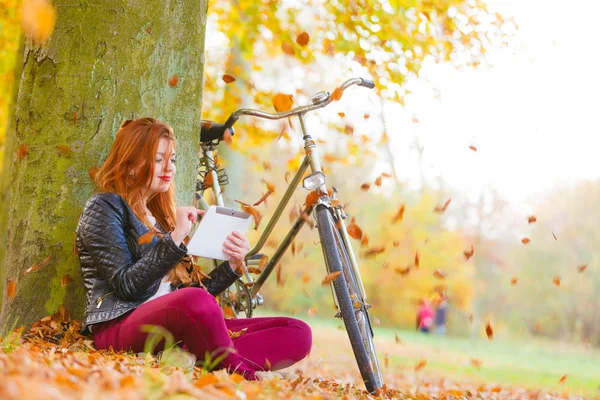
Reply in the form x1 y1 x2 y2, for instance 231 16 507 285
388 0 600 211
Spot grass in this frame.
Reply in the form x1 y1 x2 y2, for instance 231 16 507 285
254 308 600 397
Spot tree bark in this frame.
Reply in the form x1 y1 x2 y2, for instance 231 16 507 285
1 0 209 329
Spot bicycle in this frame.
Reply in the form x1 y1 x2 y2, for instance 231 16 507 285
194 77 384 394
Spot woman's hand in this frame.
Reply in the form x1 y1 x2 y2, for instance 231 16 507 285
172 207 205 246
223 230 250 273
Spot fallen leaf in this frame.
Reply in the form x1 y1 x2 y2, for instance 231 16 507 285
469 145 477 151
138 232 156 245
485 321 494 339
302 273 311 284
434 198 451 213
21 0 57 43
222 74 236 84
528 215 537 223
168 75 179 87
360 235 369 248
347 217 363 240
253 188 274 207
119 375 136 388
392 204 405 223
321 271 342 285
7 280 17 300
17 144 29 159
392 241 400 248
296 31 310 46
521 237 531 244
273 93 294 112
463 244 475 261
577 264 588 273
284 171 293 184
553 276 561 286
414 359 427 371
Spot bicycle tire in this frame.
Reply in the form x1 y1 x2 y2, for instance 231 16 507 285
315 205 383 394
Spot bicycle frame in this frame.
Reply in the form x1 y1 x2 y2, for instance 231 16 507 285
195 78 372 308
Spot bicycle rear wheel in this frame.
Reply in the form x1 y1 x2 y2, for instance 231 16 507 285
315 204 383 394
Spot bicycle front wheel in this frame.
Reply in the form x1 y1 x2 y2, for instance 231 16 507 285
315 205 383 394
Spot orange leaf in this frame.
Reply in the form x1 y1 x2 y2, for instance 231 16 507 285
577 264 588 273
222 74 236 84
281 42 295 56
363 113 370 119
253 189 274 207
301 212 314 229
469 145 477 151
392 241 400 248
552 231 558 241
360 235 369 248
374 175 383 187
395 333 402 344
284 171 292 184
463 244 475 261
273 93 294 112
338 112 345 117
521 237 530 244
321 271 342 285
414 251 420 268
296 31 310 46
194 373 219 388
434 198 451 213
392 204 405 223
528 215 537 223
381 172 392 178
24 254 52 275
469 314 474 324
510 277 518 285
302 273 311 284
55 145 72 157
307 307 317 316
433 269 446 279
88 166 99 181
237 203 263 230
360 183 370 191
138 231 156 245
558 374 567 385
347 217 363 240
394 266 411 276
331 86 344 101
120 375 136 388
276 263 284 287
21 0 56 43
168 75 179 87
7 280 17 300
362 246 385 258
553 276 561 286
262 161 272 171
17 144 29 159
485 321 494 339
414 359 427 371
470 358 483 370
61 274 73 288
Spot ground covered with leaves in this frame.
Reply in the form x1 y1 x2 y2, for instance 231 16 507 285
1 313 589 400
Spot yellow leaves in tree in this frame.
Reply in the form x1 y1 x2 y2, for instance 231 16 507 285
463 244 474 261
168 75 179 87
272 93 294 112
485 321 494 339
21 0 56 44
296 31 310 46
222 74 236 84
321 271 342 285
6 280 17 300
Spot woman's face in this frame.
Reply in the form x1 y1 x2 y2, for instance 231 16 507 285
146 138 176 196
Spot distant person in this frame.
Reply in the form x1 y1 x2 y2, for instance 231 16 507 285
434 292 448 335
416 299 434 333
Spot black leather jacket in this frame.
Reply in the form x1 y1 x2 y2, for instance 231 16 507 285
75 192 241 335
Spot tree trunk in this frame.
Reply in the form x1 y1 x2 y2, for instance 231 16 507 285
1 0 209 329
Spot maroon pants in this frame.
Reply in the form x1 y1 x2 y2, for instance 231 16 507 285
91 287 312 379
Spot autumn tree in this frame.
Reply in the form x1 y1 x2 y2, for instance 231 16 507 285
1 0 209 327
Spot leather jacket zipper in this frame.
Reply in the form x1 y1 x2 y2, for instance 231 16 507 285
96 291 114 308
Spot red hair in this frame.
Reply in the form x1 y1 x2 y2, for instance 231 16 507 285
94 118 199 284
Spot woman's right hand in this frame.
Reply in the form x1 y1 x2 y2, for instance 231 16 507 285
171 206 205 246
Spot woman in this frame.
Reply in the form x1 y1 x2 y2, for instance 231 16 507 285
76 118 312 380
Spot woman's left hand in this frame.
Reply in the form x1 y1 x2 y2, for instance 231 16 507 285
223 230 250 273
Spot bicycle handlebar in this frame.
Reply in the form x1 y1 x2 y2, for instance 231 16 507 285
223 77 375 130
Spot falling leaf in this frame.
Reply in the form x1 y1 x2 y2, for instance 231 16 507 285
414 251 420 268
61 274 73 288
485 322 494 339
414 359 427 371
362 246 385 258
552 231 558 241
470 358 483 370
7 280 17 300
434 198 451 213
469 145 477 151
17 144 29 159
536 322 542 333
392 241 400 248
521 237 530 244
528 215 537 223
363 113 370 119
321 271 342 285
394 333 402 344
469 314 474 324
338 112 345 118
347 217 363 240
558 374 567 385
510 277 518 285
374 176 383 187
392 204 405 223
296 31 310 46
301 212 314 229
553 276 561 286
276 264 284 287
253 187 274 207
228 327 248 339
577 264 588 273
273 93 294 112
394 266 411 276
433 269 447 279
21 0 57 43
384 353 389 369
463 244 475 261
222 74 236 84
138 232 156 245
307 307 318 316
302 273 311 284
24 254 52 275
168 75 179 87
360 235 369 248
88 166 99 181
281 42 295 56
360 183 370 191
55 145 72 157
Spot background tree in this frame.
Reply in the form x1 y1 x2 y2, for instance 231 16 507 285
0 0 209 327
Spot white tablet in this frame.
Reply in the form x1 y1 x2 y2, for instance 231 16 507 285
186 205 253 260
